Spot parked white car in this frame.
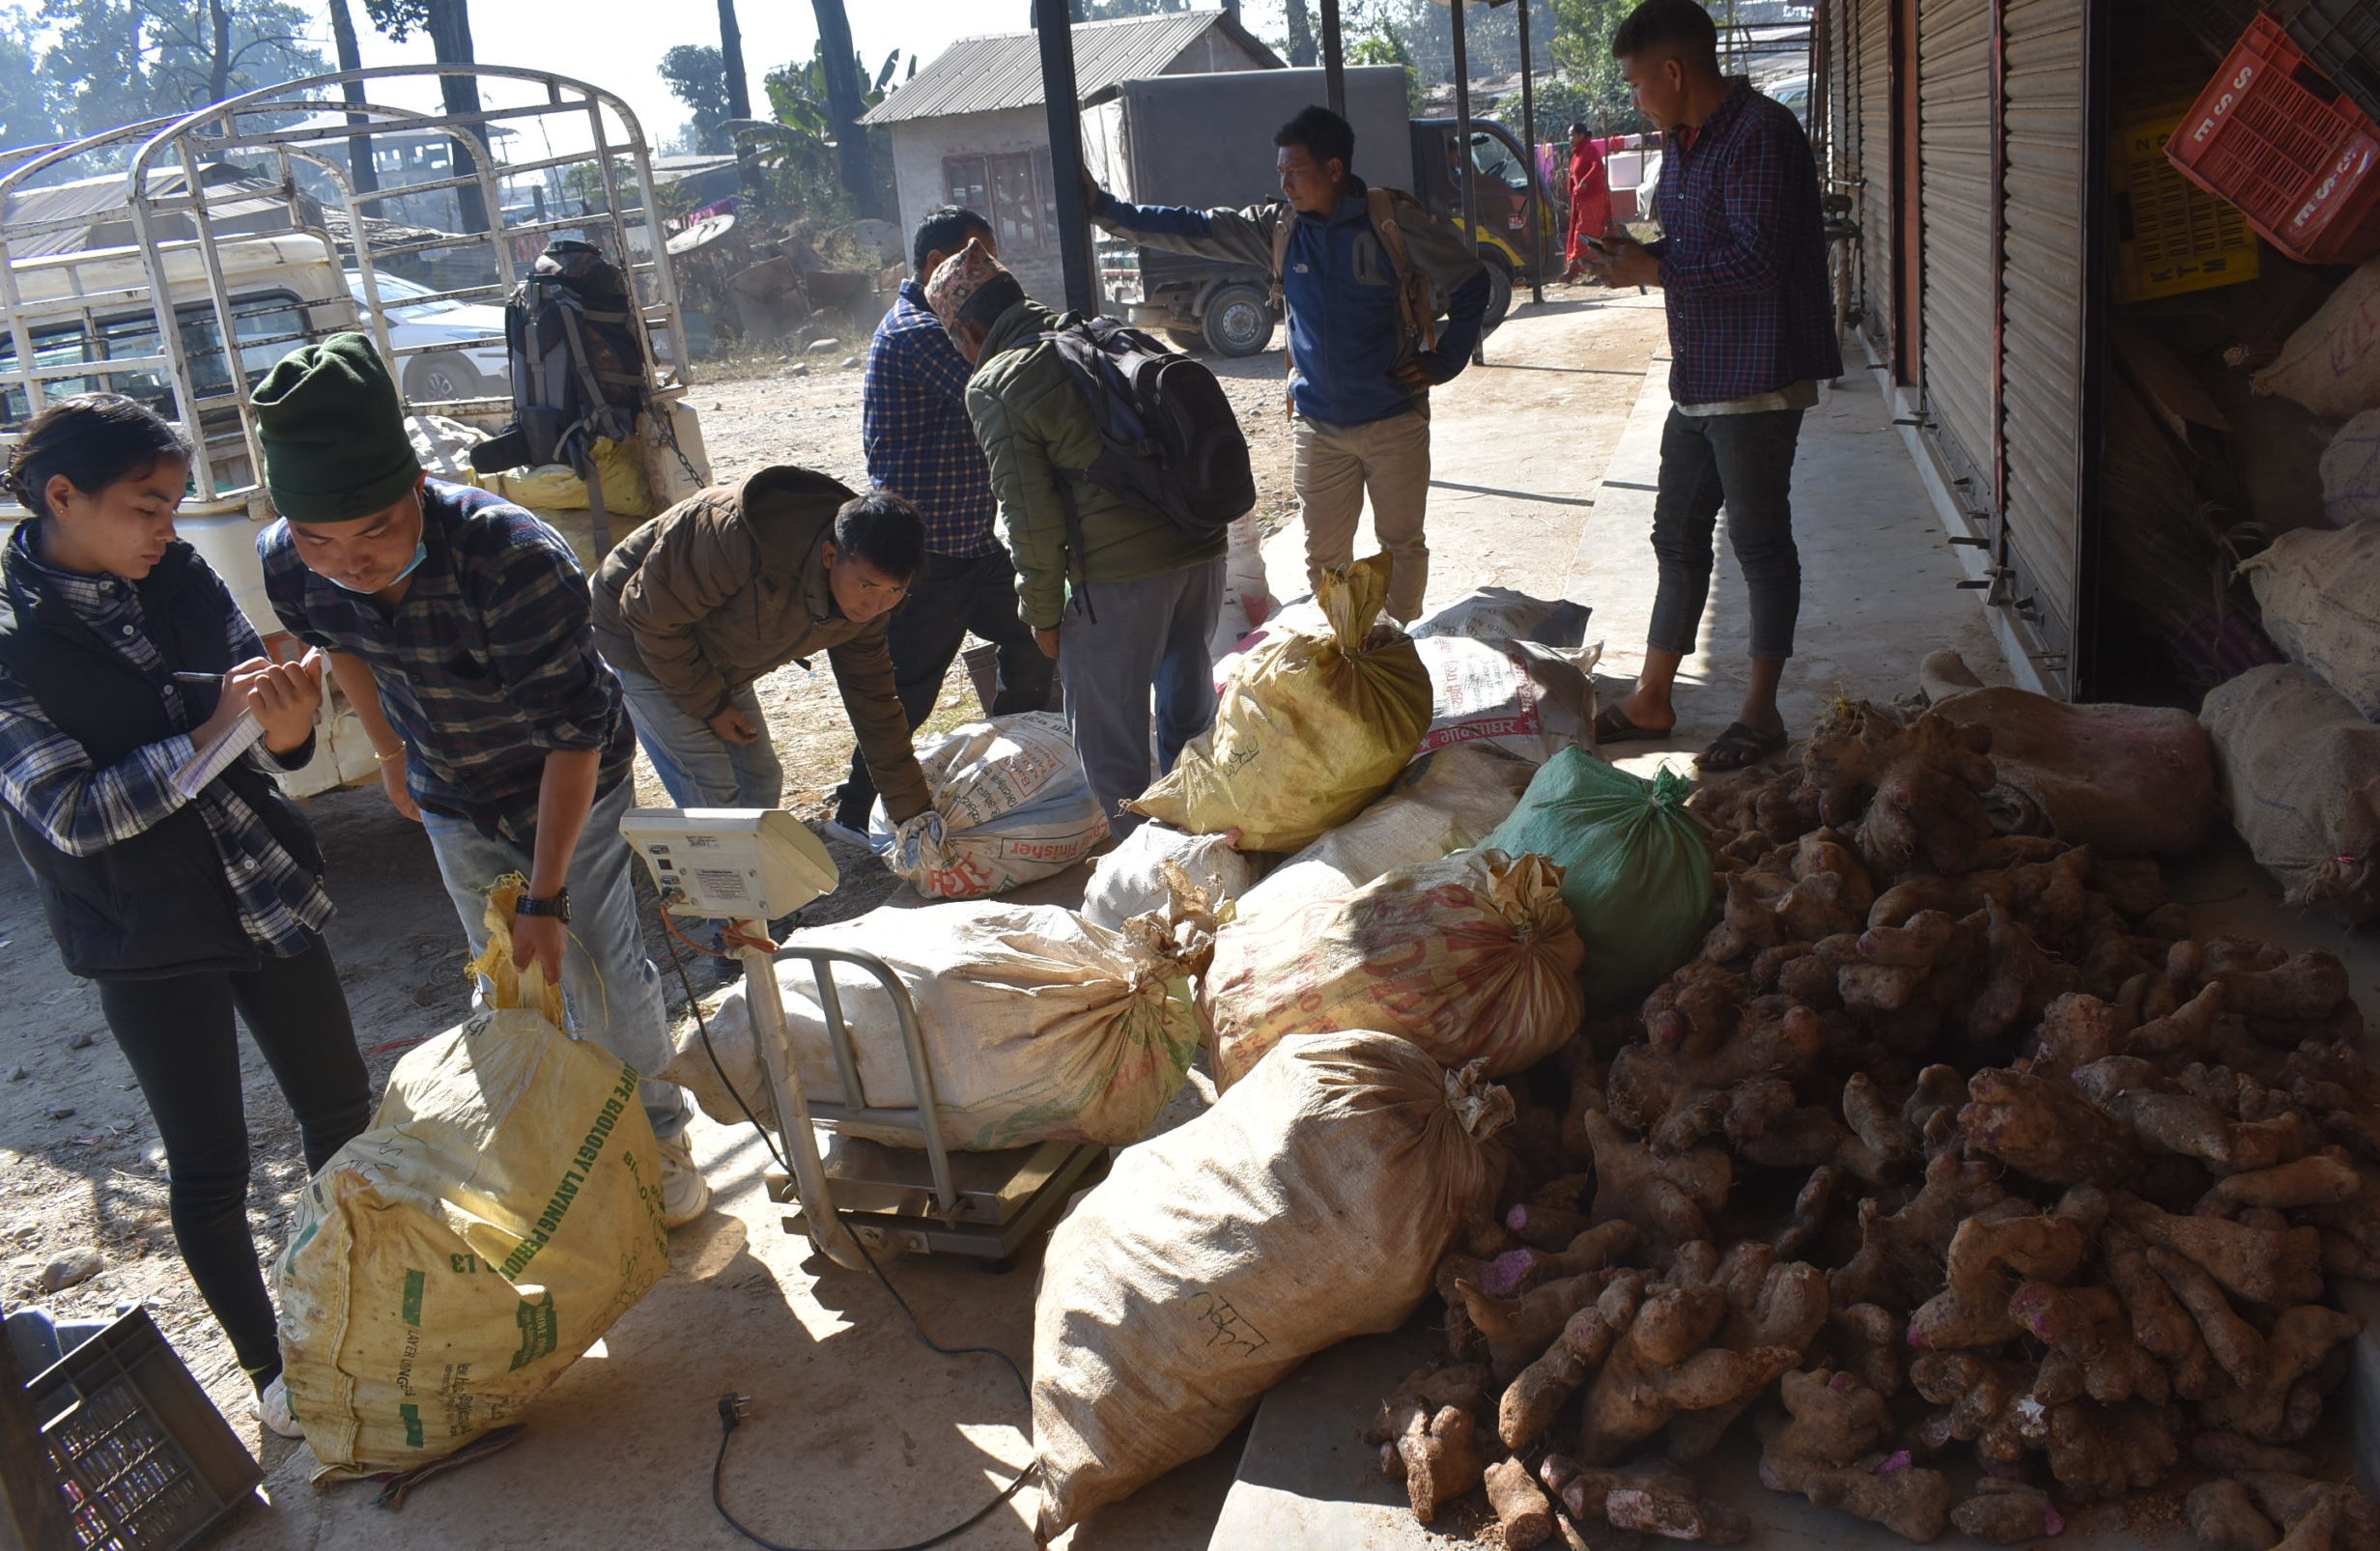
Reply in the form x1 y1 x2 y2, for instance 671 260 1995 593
344 269 511 404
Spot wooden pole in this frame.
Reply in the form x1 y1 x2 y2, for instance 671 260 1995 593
1320 0 1346 116
1517 0 1544 304
1034 0 1096 315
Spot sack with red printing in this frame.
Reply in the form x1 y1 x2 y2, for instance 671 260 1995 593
871 711 1108 899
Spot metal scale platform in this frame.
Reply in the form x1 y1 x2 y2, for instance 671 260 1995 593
622 807 1104 1267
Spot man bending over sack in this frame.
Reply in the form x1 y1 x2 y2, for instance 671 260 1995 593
928 242 1225 836
253 333 711 1227
589 471 935 833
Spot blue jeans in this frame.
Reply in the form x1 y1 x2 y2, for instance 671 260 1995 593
419 776 688 1141
610 659 784 809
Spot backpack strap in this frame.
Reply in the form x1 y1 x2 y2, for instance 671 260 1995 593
1367 185 1439 360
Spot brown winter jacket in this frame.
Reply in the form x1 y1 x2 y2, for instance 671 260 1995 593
589 466 933 823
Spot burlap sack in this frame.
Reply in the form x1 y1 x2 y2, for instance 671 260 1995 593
2240 521 2380 720
1203 849 1585 1087
2200 663 2380 924
2255 260 2380 421
2323 411 2380 527
1127 553 1431 852
1080 823 1257 932
1235 741 1534 920
1031 1031 1512 1537
1924 682 2220 857
871 712 1107 899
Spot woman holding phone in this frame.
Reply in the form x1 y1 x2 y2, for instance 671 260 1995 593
0 395 368 1437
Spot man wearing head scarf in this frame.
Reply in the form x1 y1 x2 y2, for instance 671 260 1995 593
927 242 1228 835
250 333 711 1227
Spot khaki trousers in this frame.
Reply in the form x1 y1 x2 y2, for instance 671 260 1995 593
1291 409 1432 622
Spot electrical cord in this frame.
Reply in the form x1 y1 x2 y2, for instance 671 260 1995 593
662 901 1038 1551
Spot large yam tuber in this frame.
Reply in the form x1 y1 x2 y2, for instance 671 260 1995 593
2006 1282 2172 1404
1499 1273 1644 1449
1574 1269 1804 1465
1757 1368 1950 1541
1960 1066 2143 1188
2199 1304 2364 1444
2146 1245 2267 1392
1667 1248 1831 1463
1906 1211 2088 1350
1582 1107 1732 1255
1539 1455 1749 1544
1952 1480 2060 1545
1829 1154 2008 1311
2117 1196 2326 1306
1389 1403 1483 1523
1486 1456 1556 1549
2239 1474 2380 1551
2192 1480 2282 1551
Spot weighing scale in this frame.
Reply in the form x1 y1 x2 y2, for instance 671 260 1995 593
621 808 1106 1267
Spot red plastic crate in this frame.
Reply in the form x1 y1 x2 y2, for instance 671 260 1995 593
2166 14 2380 266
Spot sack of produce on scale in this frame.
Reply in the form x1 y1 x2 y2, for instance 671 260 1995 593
1127 552 1431 853
1234 741 1534 920
1203 848 1585 1088
274 884 669 1479
1411 634 1601 767
871 710 1108 899
1080 822 1260 932
661 890 1215 1151
1031 1030 1512 1538
2238 520 2380 721
2200 663 2380 924
1482 747 1716 1006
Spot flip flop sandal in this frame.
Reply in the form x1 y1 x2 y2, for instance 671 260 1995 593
1594 704 1672 746
1696 721 1791 771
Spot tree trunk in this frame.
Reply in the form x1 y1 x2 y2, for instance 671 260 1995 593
326 0 379 194
207 0 233 104
717 0 751 122
808 0 881 218
426 0 491 235
1285 0 1317 67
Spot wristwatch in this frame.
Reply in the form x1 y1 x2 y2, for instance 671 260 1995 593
515 888 571 923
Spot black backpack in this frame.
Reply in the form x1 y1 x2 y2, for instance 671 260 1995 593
469 240 649 518
1042 316 1256 545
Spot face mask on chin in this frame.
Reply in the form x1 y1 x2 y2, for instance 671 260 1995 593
326 538 427 594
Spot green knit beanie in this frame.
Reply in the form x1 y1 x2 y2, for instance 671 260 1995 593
253 332 420 523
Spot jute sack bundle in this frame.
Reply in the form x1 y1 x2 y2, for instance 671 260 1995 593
1031 1031 1512 1537
1202 849 1586 1087
2254 259 2380 420
274 883 669 1478
1080 822 1257 932
871 711 1107 899
2239 521 2380 720
1127 552 1431 853
2200 663 2380 924
1235 741 1534 920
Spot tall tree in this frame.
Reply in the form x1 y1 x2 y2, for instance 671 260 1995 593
1067 0 1190 16
1284 0 1317 67
717 0 750 123
0 16 60 151
660 43 731 155
37 0 327 139
362 0 489 231
324 0 377 192
807 0 878 218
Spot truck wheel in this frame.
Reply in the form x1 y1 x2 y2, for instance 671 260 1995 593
1164 327 1207 353
1201 286 1275 358
405 352 482 404
1480 254 1516 336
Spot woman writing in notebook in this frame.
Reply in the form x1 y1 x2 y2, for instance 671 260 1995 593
0 395 367 1439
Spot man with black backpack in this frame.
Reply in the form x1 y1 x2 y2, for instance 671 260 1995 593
1085 104 1490 624
927 241 1229 834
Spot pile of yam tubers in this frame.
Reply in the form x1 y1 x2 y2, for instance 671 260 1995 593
1369 699 2380 1550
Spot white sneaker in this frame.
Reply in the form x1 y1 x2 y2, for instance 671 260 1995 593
256 1375 302 1439
657 1134 712 1228
817 819 873 851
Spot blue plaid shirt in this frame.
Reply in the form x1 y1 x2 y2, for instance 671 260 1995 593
1648 82 1844 406
261 480 633 843
864 280 1000 557
0 526 330 956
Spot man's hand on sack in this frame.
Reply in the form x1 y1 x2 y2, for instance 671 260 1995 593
1393 350 1458 388
511 913 567 986
1590 233 1662 289
1035 627 1062 662
708 704 759 745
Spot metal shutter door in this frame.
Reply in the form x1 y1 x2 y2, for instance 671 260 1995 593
2000 0 2087 667
1858 0 1894 352
1919 0 1997 488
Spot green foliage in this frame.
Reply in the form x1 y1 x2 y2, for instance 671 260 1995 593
1068 0 1195 18
25 0 328 147
1545 0 1642 127
735 41 899 222
358 0 428 41
1507 74 1648 144
661 43 732 155
1343 0 1425 115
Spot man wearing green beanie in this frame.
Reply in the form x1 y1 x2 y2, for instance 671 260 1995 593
253 333 710 1227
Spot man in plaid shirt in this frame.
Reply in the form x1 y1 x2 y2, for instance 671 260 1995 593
1589 0 1842 772
833 206 1052 835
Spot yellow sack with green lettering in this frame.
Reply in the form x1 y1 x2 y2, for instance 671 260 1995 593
271 883 669 1479
1126 553 1431 853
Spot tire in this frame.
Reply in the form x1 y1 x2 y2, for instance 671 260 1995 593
1164 327 1207 353
1479 253 1516 336
1201 285 1275 358
404 352 482 404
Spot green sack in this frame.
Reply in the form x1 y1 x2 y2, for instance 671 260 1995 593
1479 749 1715 1006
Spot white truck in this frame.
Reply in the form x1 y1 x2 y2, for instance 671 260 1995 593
0 67 711 796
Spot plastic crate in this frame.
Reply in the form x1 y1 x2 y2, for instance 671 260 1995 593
2288 0 2380 134
28 1308 262 1551
2117 106 2263 302
2167 14 2380 266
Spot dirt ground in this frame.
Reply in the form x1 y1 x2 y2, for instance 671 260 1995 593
0 284 1664 1467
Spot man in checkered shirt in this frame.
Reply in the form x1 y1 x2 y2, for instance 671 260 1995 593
832 207 1054 836
1588 0 1842 773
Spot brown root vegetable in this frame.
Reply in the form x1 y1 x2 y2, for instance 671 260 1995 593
2279 1042 2380 1163
1776 1165 1841 1259
1539 1455 1748 1544
2128 981 2228 1063
1822 1302 1907 1398
1906 1211 2088 1351
2203 1149 2365 1212
1575 1272 1803 1465
1610 992 1827 1154
1960 1066 2142 1188
2201 943 2353 1023
1387 1403 1483 1523
2192 1432 2318 1476
1951 1480 2060 1544
2006 1282 2171 1405
1908 1351 2036 1465
2073 1059 2311 1173
1457 1271 1608 1383
1486 1456 1556 1549
1476 1220 1641 1300
2103 1229 2210 1396
1667 1248 1831 1463
2198 1305 2365 1444
2116 1197 2326 1306
1829 1154 2008 1312
1368 1361 1492 1444
2037 1398 2179 1503
2190 1480 2281 1551
1508 1201 1596 1251
1968 899 2083 1042
2146 1245 2268 1392
2030 991 2123 1079
1757 1369 1952 1542
2240 1475 2380 1551
1499 1274 1645 1450
1583 1108 1731 1258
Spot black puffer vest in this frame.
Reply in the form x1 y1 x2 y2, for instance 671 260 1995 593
0 538 324 980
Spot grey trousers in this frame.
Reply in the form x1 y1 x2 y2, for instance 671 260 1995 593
1059 558 1227 837
1648 406 1807 661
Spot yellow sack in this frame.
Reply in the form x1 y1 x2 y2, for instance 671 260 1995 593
475 438 654 520
272 879 670 1479
1127 553 1431 852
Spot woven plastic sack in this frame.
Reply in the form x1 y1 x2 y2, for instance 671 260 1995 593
2255 260 2380 421
1081 822 1258 932
2323 411 2380 528
1236 742 1534 920
1481 748 1715 1006
2200 663 2380 924
1203 849 1585 1088
1206 513 1278 661
273 883 668 1479
871 710 1108 898
1127 553 1431 852
661 893 1213 1151
1031 1031 1512 1538
2240 521 2380 720
1409 585 1592 648
1414 635 1600 766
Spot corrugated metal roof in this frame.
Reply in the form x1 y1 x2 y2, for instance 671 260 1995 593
861 12 1283 127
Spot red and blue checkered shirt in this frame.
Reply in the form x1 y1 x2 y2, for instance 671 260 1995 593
863 280 1001 558
1648 82 1844 407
